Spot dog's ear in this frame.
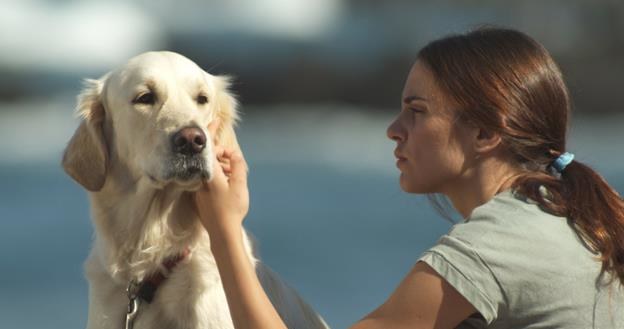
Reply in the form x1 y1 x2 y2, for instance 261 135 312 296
212 75 240 150
62 78 109 191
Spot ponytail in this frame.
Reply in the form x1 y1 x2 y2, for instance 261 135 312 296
417 27 624 286
513 159 624 285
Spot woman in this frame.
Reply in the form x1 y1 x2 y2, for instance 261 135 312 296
195 27 624 328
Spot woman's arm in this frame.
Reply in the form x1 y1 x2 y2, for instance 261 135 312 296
195 147 288 329
195 134 477 329
210 226 289 329
351 261 477 329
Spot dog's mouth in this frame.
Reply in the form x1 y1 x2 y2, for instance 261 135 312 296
148 154 212 190
169 154 208 180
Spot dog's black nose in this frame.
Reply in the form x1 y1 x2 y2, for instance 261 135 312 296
172 127 206 155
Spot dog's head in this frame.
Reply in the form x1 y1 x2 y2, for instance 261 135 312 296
62 51 239 191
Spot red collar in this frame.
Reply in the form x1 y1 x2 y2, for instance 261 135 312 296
134 248 190 303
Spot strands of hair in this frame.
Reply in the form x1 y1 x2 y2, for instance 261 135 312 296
420 26 624 285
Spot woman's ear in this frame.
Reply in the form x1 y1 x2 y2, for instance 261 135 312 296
62 77 109 191
474 127 502 154
211 75 240 150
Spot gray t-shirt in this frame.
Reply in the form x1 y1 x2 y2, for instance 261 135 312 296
419 190 623 328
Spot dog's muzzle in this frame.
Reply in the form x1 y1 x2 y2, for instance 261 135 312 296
166 126 210 181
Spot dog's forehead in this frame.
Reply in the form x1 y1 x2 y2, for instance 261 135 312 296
113 51 209 87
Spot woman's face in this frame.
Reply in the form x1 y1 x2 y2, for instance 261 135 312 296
387 60 476 194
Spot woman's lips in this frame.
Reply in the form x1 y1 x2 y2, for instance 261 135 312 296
394 150 407 166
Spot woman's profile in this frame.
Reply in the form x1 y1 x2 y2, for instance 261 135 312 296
195 27 624 328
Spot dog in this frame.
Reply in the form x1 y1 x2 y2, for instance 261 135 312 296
62 51 329 329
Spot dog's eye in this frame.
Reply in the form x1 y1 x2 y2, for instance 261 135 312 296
197 95 208 105
133 92 156 105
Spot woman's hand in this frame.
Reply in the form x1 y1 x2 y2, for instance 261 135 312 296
194 121 249 239
194 122 288 329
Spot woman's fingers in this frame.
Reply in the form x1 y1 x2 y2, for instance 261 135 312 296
213 149 245 182
218 163 231 174
228 151 248 188
204 119 242 182
217 148 232 175
197 148 249 223
207 118 220 141
207 119 239 178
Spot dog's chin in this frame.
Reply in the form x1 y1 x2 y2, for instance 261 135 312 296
144 153 213 190
174 172 210 191
147 169 211 191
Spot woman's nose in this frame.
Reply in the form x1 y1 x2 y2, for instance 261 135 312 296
386 118 404 142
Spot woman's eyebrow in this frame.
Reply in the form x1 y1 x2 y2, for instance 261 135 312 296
403 95 428 104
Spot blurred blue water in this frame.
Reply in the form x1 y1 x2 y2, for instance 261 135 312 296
0 107 622 329
0 161 449 329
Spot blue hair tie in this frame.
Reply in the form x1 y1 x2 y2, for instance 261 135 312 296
551 152 574 173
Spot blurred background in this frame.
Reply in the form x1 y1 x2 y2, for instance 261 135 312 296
0 0 622 328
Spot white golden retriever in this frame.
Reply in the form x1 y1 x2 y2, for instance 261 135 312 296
62 51 328 329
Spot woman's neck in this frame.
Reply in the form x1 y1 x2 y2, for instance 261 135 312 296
443 157 521 219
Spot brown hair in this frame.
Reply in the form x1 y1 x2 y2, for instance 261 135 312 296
418 27 624 285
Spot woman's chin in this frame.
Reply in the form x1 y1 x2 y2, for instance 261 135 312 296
399 174 417 193
399 174 430 194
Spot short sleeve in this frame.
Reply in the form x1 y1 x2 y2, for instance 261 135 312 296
418 234 504 325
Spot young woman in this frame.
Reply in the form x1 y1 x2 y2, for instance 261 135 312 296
195 27 624 328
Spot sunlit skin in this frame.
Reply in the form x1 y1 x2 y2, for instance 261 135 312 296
388 60 475 195
194 60 525 328
387 60 523 218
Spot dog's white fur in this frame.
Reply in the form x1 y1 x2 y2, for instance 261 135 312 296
63 51 328 329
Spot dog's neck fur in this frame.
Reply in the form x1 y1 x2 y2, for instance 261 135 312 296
89 158 204 283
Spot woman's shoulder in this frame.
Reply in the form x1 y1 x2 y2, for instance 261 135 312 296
468 189 548 224
437 188 599 282
420 189 616 327
438 188 599 276
449 189 571 245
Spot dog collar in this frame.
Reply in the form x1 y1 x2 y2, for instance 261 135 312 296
132 248 191 303
124 248 190 329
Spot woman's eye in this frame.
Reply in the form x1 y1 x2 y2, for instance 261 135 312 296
133 92 156 105
410 107 425 113
197 95 208 105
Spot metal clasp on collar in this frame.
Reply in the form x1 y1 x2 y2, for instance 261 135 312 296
125 280 141 329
